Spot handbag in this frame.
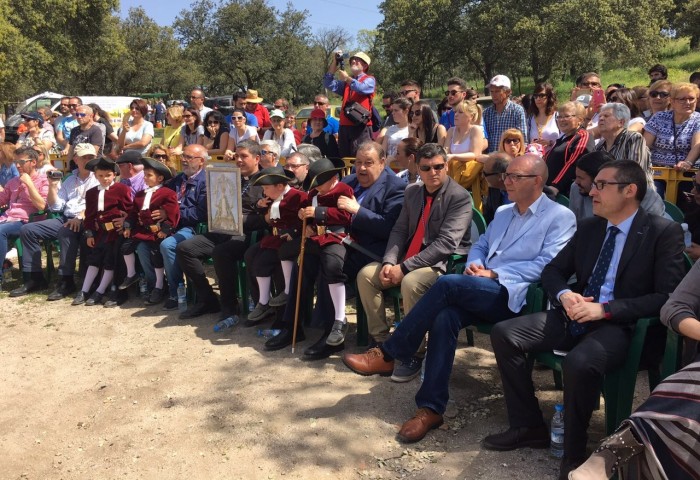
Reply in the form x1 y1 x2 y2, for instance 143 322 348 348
343 102 371 126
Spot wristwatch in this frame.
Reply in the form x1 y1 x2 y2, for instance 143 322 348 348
603 302 612 320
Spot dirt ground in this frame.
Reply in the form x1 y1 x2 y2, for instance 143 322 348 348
0 265 652 480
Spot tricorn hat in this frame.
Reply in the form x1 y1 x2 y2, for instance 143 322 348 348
140 157 173 181
302 157 345 191
86 157 119 174
116 149 143 165
251 165 296 186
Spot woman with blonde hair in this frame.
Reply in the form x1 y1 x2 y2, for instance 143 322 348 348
0 141 19 190
498 129 526 157
164 105 185 156
32 144 55 175
441 100 487 210
148 144 177 176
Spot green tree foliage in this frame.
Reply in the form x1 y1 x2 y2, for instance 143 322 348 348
673 0 700 49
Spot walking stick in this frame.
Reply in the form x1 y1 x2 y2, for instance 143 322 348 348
291 216 308 353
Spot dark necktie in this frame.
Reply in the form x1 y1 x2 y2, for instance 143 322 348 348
570 226 620 337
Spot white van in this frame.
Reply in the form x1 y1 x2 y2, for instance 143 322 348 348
5 92 138 142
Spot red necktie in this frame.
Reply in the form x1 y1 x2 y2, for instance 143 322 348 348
404 195 433 260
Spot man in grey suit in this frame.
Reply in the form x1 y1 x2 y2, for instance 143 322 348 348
343 154 577 444
356 143 472 381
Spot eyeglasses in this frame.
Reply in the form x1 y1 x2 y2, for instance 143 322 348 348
400 89 416 96
15 159 32 165
68 104 79 108
502 173 538 182
592 180 631 190
579 81 601 88
649 91 670 99
313 101 327 106
504 138 521 144
483 171 500 177
152 154 168 160
411 110 422 117
261 150 277 157
207 121 220 125
232 116 245 121
418 163 447 172
445 90 463 96
674 97 697 103
75 113 88 118
285 163 307 169
181 154 204 162
532 93 548 99
556 114 577 120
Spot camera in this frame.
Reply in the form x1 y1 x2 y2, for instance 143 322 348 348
335 51 349 70
48 170 64 180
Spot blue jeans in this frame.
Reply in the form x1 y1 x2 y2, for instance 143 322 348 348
159 227 195 299
135 241 155 289
382 274 518 415
0 220 24 266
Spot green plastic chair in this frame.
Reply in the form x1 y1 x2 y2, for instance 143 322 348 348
663 200 684 223
555 194 570 207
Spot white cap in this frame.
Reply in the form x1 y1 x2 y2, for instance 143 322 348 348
575 94 592 107
488 75 511 90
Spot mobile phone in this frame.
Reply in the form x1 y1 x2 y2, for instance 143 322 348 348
576 88 592 97
591 89 605 111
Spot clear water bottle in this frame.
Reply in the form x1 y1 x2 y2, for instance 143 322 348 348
138 273 148 298
214 315 240 332
681 223 692 248
248 295 255 312
177 282 187 312
257 328 281 338
550 404 565 458
420 357 426 383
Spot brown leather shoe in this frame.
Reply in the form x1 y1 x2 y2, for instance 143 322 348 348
397 408 444 443
342 347 394 376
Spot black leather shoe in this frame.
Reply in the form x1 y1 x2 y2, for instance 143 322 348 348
72 291 88 306
47 281 76 301
118 274 139 290
304 334 345 359
9 279 48 297
264 328 305 351
179 301 220 319
482 425 549 451
85 292 104 306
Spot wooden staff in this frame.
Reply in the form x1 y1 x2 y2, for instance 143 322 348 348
291 216 308 353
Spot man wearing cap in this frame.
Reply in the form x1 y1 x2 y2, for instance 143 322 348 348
243 166 307 321
483 75 528 153
189 88 212 123
245 90 271 130
356 143 473 366
66 105 105 164
302 108 340 159
323 51 376 158
262 109 296 157
17 112 55 149
305 95 340 137
176 140 266 318
10 144 100 298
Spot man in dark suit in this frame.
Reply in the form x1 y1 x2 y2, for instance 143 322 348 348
357 143 472 378
483 160 686 480
264 141 406 355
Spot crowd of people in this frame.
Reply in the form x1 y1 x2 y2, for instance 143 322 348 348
2 54 700 480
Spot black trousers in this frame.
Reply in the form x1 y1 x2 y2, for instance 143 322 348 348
338 124 372 158
176 232 232 306
122 238 164 268
490 309 631 460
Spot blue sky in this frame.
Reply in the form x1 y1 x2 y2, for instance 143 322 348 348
119 0 383 40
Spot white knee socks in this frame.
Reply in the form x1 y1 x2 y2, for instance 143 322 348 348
256 276 271 305
328 282 346 322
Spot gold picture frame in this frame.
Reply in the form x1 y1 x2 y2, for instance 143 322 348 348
205 163 243 236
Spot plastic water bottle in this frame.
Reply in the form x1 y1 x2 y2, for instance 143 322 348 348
550 404 565 458
214 315 240 332
138 273 148 298
420 358 426 383
248 295 255 312
257 328 281 338
681 223 692 248
177 282 187 312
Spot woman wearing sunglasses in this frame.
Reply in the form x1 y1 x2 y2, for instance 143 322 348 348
498 129 526 157
199 110 230 156
173 107 204 156
148 144 177 176
528 83 558 150
442 100 486 210
408 100 446 145
224 108 260 160
647 80 672 119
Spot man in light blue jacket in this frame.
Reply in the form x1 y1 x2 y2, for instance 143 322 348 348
343 154 576 444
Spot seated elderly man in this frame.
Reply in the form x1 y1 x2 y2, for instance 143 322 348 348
11 144 100 298
595 102 664 216
484 160 685 480
343 154 576 443
356 143 472 380
259 140 280 169
264 141 406 356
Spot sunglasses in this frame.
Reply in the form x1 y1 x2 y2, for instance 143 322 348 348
232 116 245 121
314 101 327 106
274 105 284 109
418 163 447 172
75 113 88 118
445 90 463 96
400 89 416 96
411 110 422 117
261 150 277 157
504 138 521 144
152 154 168 160
532 93 548 99
649 91 669 99
15 159 32 165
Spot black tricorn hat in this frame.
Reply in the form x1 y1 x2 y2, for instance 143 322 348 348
251 165 296 186
116 149 143 165
302 157 345 191
141 157 173 181
86 157 119 174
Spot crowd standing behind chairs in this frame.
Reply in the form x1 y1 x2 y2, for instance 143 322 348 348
3 61 700 480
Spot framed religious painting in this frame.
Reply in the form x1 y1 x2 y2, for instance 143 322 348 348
205 163 243 236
